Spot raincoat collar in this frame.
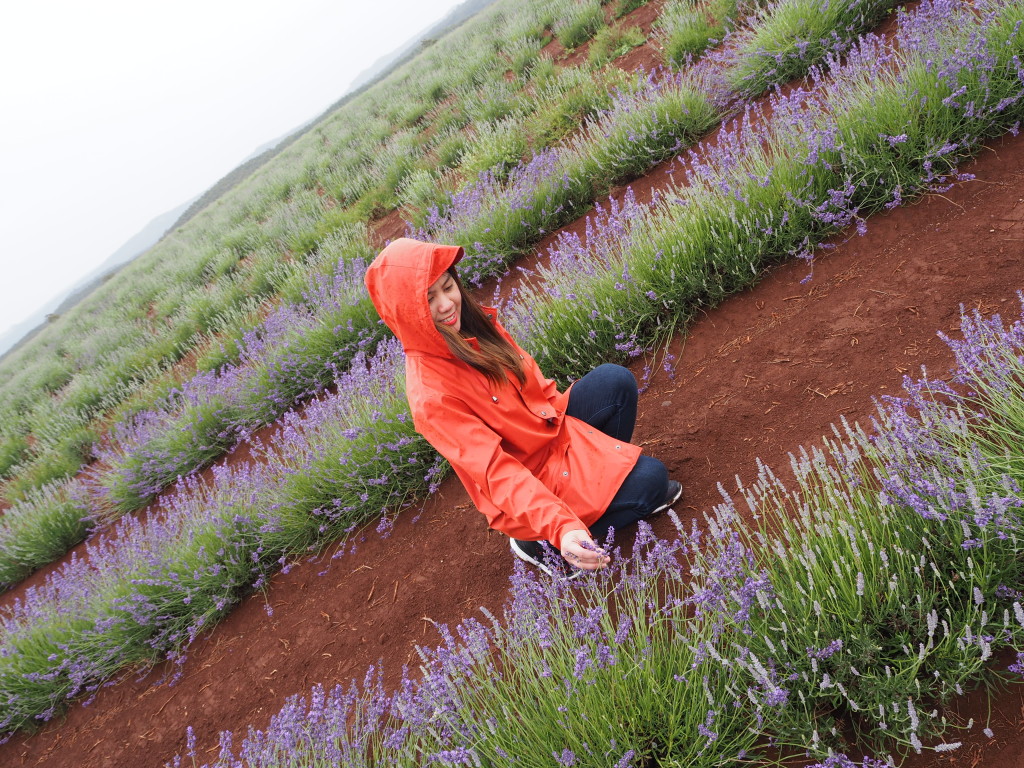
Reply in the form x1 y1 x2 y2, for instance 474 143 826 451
364 237 465 357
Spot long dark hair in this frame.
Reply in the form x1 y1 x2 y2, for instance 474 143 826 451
435 267 526 387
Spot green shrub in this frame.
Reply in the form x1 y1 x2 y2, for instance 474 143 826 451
554 0 606 49
616 0 651 17
34 360 73 395
0 433 29 480
398 169 444 225
524 66 619 148
220 222 266 259
425 78 447 103
432 128 469 170
431 102 470 137
3 444 89 504
587 24 645 66
462 78 523 123
568 68 721 188
526 55 557 84
0 478 91 588
656 0 735 67
351 183 397 220
503 34 546 77
460 117 530 180
727 0 899 96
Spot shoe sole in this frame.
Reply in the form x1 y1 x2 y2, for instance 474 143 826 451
649 482 683 516
510 538 554 576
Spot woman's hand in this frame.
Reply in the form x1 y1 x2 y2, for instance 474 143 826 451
559 529 610 571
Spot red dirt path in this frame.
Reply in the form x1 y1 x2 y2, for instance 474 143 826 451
3 10 1024 768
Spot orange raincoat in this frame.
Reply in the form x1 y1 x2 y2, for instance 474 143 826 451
364 238 641 549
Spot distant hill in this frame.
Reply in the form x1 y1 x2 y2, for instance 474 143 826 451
346 0 498 92
0 198 195 360
169 0 499 234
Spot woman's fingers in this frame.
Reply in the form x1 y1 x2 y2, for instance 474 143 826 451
560 531 610 570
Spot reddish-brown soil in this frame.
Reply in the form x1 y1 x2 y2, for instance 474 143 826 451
3 13 1024 768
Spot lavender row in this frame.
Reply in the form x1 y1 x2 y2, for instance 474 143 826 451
179 299 1024 766
0 477 90 587
92 253 383 514
724 0 902 96
514 0 1024 383
0 338 445 735
0 250 384 592
178 518 776 768
410 61 728 287
413 0 915 286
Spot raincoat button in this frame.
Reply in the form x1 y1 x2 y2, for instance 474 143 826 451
614 445 621 450
562 471 568 477
541 410 548 417
492 396 498 402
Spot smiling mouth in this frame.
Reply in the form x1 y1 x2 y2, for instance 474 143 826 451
441 312 458 326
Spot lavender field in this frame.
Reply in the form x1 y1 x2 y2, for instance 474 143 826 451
0 0 1022 765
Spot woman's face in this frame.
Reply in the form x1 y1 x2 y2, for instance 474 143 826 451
427 271 462 334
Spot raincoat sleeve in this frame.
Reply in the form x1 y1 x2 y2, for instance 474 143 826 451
414 393 586 550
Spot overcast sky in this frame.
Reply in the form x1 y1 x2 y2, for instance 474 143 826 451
0 0 465 339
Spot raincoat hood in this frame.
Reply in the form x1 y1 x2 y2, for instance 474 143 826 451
364 237 465 357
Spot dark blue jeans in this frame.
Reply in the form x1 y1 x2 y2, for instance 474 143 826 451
565 364 669 545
